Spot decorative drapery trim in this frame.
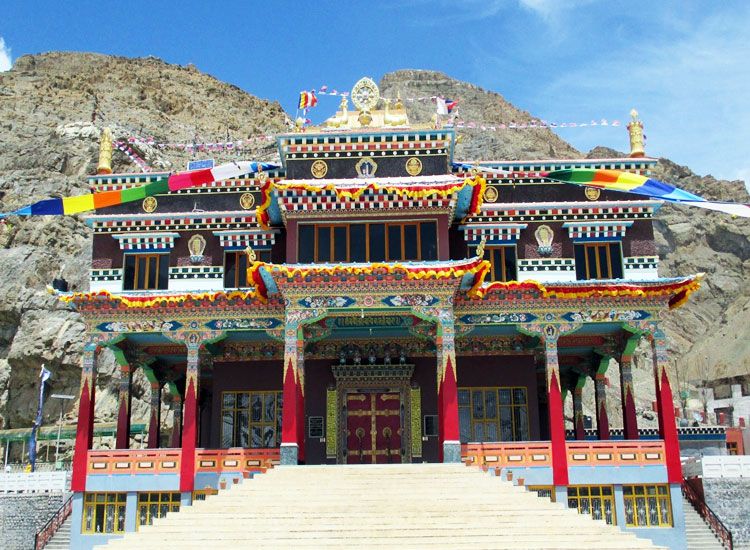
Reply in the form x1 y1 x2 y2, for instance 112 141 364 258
562 221 633 241
112 232 180 251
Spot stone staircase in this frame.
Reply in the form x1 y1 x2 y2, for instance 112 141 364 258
99 464 665 549
682 495 726 550
42 514 71 549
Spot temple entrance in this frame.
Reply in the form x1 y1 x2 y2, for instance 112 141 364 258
345 391 402 464
328 362 420 464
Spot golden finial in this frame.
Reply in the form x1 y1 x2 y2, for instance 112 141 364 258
627 108 645 158
97 127 113 175
394 91 404 111
476 236 487 259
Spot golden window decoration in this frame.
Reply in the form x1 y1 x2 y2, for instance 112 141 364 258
575 242 623 280
123 253 168 290
584 187 601 201
623 485 673 527
405 157 423 176
458 386 529 443
567 485 617 525
534 225 554 256
311 159 328 179
221 391 283 448
142 196 158 213
483 185 499 203
137 492 180 529
355 156 378 177
239 192 255 210
470 244 517 282
188 234 206 263
82 493 127 534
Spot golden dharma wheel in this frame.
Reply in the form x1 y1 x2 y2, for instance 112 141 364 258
142 196 158 213
483 186 499 203
405 157 423 176
311 160 328 179
585 187 601 201
239 192 256 210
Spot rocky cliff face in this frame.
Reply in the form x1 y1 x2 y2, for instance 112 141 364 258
0 56 746 446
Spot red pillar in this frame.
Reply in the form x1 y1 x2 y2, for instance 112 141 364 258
170 395 182 449
179 346 200 492
544 330 569 485
115 364 131 449
620 353 639 439
573 385 586 440
281 326 304 464
72 345 97 492
594 373 610 440
651 331 682 483
436 314 460 463
147 381 161 449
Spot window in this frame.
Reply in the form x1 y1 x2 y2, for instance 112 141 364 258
574 242 623 280
623 485 673 527
298 221 438 263
193 488 219 501
82 493 126 534
224 250 272 288
123 253 169 290
221 391 283 448
727 442 739 455
458 387 529 443
470 245 517 282
567 485 616 525
137 492 180 529
528 486 555 502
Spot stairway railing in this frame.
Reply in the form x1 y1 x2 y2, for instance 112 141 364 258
681 480 733 550
34 493 72 550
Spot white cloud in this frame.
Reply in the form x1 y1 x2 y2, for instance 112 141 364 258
0 38 12 72
531 7 750 183
519 0 599 20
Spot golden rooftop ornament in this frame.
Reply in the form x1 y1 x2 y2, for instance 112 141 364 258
97 127 113 175
627 109 645 158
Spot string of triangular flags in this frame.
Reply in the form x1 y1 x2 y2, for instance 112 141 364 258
0 161 279 218
454 163 750 218
113 141 151 172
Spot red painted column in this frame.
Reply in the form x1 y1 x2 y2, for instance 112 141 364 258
594 373 610 440
147 381 161 449
436 312 460 462
651 330 682 483
281 324 304 464
170 394 182 449
573 385 586 440
115 364 131 449
72 344 97 492
179 344 200 492
296 335 306 463
543 328 569 486
620 353 639 440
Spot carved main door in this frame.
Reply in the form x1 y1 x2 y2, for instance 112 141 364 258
346 392 402 464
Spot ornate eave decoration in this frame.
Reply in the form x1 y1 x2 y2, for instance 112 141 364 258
256 174 486 229
331 363 414 383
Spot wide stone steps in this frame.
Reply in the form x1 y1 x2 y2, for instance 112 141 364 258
98 464 664 550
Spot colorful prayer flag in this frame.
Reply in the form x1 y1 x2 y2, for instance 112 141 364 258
298 91 318 109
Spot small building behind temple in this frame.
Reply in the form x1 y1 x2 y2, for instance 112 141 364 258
60 77 702 549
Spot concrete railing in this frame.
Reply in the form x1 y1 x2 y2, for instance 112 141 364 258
0 471 68 493
685 455 750 479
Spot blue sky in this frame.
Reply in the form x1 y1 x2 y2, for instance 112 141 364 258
1 0 749 187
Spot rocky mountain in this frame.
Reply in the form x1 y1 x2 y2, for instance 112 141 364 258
0 56 747 451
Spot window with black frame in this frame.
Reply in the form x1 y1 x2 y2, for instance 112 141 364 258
123 253 169 290
469 244 517 282
223 249 272 288
298 221 438 263
221 391 283 448
574 241 623 280
458 386 529 442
